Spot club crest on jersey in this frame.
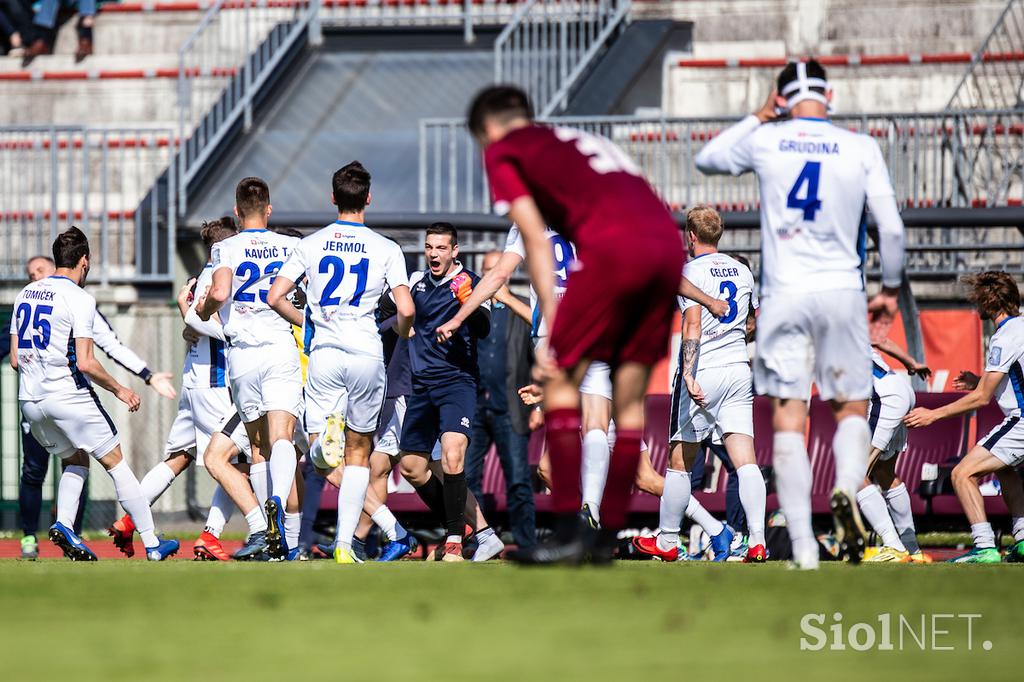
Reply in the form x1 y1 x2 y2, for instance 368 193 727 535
989 347 1002 366
460 417 471 428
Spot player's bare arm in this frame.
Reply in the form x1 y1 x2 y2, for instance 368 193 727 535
681 305 705 406
680 275 730 319
74 336 141 411
873 337 931 378
198 267 232 321
494 284 532 325
8 335 17 370
436 249 521 342
508 198 557 336
391 284 415 338
266 275 304 327
904 371 1003 428
694 90 775 175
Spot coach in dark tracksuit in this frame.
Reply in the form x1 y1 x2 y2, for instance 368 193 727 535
400 222 490 560
464 253 536 550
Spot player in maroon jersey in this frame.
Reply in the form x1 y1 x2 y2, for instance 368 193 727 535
468 85 720 563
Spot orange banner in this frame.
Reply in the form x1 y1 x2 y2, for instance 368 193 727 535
647 309 983 395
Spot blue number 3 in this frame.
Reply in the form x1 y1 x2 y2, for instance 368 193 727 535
787 161 822 221
718 281 738 323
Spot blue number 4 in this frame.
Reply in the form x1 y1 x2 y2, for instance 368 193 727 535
718 281 738 323
787 161 822 221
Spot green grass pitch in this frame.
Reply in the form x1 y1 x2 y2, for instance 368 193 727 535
0 560 1019 680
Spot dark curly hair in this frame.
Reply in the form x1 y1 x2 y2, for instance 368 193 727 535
962 271 1021 320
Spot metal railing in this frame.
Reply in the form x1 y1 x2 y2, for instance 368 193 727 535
495 0 631 116
948 0 1024 110
177 0 316 216
419 110 1024 212
319 0 524 43
0 126 177 284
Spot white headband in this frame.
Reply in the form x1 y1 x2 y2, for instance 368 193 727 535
781 61 830 108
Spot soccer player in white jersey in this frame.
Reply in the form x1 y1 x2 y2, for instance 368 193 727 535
197 177 303 560
906 272 1024 564
106 217 256 561
9 227 178 561
267 161 414 564
628 206 768 562
695 59 906 567
437 224 727 529
855 339 932 564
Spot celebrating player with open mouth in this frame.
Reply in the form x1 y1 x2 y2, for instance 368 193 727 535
467 85 699 564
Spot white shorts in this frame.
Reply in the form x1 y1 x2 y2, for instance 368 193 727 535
373 396 406 458
754 290 872 402
580 361 612 401
303 347 386 435
165 386 251 459
869 373 915 460
20 389 119 460
227 345 303 423
670 363 754 443
979 415 1024 468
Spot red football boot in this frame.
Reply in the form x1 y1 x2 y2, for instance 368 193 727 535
744 544 768 563
107 514 136 557
193 531 231 561
631 535 679 561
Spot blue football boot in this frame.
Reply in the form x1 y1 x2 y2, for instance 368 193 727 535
264 495 288 559
234 531 270 561
146 538 180 561
378 534 419 562
709 525 735 562
48 522 98 561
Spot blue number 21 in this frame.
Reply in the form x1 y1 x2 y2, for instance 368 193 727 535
787 161 822 221
718 281 738 323
318 256 369 307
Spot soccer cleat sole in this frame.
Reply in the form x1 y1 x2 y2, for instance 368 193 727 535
48 528 97 562
193 546 227 561
265 498 285 559
830 490 866 564
106 527 136 558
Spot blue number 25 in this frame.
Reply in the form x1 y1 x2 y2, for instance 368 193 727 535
16 302 53 349
718 281 738 323
787 161 822 221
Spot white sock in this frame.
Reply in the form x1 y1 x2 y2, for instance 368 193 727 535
371 505 406 542
336 465 370 551
108 460 159 548
140 462 177 505
245 506 268 534
581 429 610 522
832 416 870 498
685 495 724 537
883 483 920 554
735 463 767 547
773 431 817 561
284 512 301 550
249 461 270 510
856 485 906 551
658 469 691 551
56 465 89 528
204 485 234 537
476 527 495 541
1013 517 1024 543
269 439 297 501
971 522 995 549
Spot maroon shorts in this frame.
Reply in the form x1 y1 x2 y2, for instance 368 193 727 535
549 235 685 370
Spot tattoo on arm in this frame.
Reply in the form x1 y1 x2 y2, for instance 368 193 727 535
682 339 700 380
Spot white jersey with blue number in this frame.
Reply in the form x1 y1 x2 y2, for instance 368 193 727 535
696 115 896 297
210 228 300 348
277 220 409 359
985 316 1024 418
680 253 757 369
503 224 576 338
10 275 97 401
182 265 228 389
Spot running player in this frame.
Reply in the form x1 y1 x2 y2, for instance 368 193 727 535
9 226 178 561
197 177 303 560
106 217 256 561
267 161 414 564
695 59 906 567
629 206 768 563
468 86 689 563
905 271 1024 563
857 339 932 563
400 222 490 562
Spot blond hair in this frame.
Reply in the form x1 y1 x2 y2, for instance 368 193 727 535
685 204 724 246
